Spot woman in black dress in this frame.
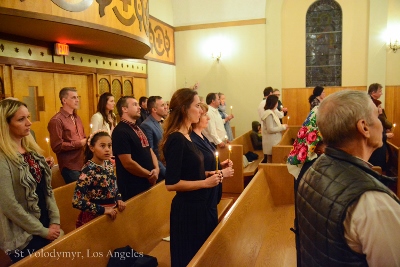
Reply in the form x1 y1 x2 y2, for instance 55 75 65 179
190 102 234 235
159 88 222 267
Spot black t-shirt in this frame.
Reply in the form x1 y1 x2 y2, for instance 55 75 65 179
165 132 208 201
112 121 153 200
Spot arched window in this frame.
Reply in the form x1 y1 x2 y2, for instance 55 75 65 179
306 0 342 87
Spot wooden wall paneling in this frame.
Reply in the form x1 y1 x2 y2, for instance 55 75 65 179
53 73 91 138
133 77 147 99
13 70 56 158
386 86 400 147
87 73 96 118
282 86 367 126
122 76 134 96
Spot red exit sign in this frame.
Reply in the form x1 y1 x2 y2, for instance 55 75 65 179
54 43 69 56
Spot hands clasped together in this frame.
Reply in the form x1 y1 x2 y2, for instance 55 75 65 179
104 200 126 220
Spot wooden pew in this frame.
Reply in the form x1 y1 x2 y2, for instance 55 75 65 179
53 182 80 234
219 131 263 194
12 181 234 267
13 181 175 267
189 163 296 266
387 141 399 197
272 126 300 163
51 164 66 189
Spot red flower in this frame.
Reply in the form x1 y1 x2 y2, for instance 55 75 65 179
307 131 317 144
297 126 308 139
297 145 308 163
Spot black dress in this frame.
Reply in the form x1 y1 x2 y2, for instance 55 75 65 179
164 132 211 267
190 132 222 236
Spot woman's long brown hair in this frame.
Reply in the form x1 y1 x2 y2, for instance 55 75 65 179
159 88 198 163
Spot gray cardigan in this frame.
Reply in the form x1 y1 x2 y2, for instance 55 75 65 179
0 151 61 252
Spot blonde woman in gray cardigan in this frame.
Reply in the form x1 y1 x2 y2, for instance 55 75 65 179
261 95 288 163
0 99 62 263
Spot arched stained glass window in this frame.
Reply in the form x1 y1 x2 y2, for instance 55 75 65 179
306 0 342 87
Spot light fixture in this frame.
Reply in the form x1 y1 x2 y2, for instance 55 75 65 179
212 52 222 62
389 39 399 53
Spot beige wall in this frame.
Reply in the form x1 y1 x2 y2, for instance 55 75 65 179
175 24 267 137
386 0 400 86
148 0 177 99
281 0 369 88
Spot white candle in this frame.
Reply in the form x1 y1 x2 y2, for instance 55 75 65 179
215 152 219 171
228 145 232 162
45 137 51 156
230 106 233 115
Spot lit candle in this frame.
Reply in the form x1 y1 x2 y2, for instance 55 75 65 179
215 152 219 171
230 106 233 115
45 137 51 156
90 123 93 129
225 135 228 141
228 145 232 162
394 123 396 128
287 116 290 124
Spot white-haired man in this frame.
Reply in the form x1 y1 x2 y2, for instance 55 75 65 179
296 90 400 266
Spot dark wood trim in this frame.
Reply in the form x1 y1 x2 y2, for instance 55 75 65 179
174 18 266 31
96 68 148 78
0 56 96 74
0 56 147 77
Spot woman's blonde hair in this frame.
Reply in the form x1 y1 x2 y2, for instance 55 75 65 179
192 102 208 130
159 88 198 162
0 99 43 163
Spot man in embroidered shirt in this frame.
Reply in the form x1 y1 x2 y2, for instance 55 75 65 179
48 87 87 184
112 96 159 201
296 90 400 266
202 93 227 148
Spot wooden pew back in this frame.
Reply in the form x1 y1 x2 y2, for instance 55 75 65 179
218 144 244 194
272 126 300 164
51 164 66 189
53 182 80 234
231 130 254 153
188 168 272 266
387 141 399 197
260 163 295 206
13 181 175 267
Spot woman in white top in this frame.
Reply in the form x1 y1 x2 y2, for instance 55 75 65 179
261 94 288 163
90 92 116 134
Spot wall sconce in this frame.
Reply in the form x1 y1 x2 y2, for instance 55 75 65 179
212 52 222 62
389 39 399 53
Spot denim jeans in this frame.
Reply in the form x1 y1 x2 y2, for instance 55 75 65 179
61 167 80 184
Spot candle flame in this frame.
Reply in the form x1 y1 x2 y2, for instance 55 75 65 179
215 152 218 157
229 145 231 151
45 138 49 143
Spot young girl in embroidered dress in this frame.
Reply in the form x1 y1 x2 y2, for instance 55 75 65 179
72 130 126 227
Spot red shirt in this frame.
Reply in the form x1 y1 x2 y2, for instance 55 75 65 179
47 108 86 171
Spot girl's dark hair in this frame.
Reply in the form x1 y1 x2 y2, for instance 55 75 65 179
308 86 324 103
97 92 116 129
264 95 279 110
84 131 111 163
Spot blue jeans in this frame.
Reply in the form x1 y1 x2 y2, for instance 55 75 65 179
61 168 80 184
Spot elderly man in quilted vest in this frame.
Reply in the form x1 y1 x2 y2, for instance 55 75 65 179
296 90 400 266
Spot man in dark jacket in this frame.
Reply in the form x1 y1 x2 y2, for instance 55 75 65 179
296 90 400 266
